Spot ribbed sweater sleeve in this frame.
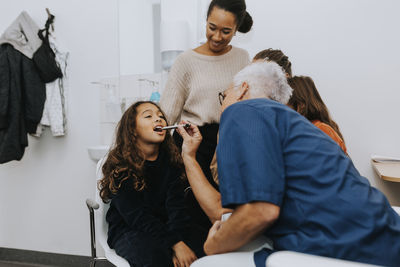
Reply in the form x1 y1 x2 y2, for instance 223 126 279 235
160 46 250 126
160 54 188 125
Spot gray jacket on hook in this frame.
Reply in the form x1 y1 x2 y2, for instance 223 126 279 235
0 11 42 59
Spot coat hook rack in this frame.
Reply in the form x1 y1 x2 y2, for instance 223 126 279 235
45 8 55 32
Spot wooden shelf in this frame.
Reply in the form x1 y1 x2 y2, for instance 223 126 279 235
371 160 400 182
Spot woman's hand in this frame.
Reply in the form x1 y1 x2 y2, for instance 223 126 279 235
172 241 197 267
176 121 202 159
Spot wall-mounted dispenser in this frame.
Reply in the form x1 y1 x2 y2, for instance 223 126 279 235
160 19 189 71
138 78 160 103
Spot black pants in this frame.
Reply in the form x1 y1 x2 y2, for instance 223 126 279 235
113 227 205 267
173 124 219 233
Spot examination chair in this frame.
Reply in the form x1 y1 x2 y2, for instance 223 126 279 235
86 157 130 267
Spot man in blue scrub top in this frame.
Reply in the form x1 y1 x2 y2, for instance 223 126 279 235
181 61 400 267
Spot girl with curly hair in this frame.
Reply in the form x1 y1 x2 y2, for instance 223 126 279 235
99 101 203 267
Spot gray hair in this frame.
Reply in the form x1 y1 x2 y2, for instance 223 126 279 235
232 61 292 104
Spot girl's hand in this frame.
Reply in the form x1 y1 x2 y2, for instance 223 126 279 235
172 255 179 267
176 121 202 159
172 241 197 267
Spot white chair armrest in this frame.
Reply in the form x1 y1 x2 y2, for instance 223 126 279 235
393 206 400 215
266 251 380 267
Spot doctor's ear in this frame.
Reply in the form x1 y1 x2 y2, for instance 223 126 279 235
237 82 249 100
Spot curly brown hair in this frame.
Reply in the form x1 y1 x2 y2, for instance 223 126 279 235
98 101 184 203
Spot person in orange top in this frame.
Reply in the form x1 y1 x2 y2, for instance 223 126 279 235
287 76 347 153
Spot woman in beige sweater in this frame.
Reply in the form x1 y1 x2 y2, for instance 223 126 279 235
160 0 252 233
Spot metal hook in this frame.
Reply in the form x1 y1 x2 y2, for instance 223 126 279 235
45 8 55 32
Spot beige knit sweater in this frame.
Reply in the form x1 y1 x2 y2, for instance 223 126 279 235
160 46 250 126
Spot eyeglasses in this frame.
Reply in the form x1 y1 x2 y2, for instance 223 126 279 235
218 92 226 105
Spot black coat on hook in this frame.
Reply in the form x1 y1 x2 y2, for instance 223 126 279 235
32 8 63 83
0 44 46 163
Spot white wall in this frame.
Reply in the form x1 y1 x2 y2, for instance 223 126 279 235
0 0 119 256
233 0 400 205
119 0 158 75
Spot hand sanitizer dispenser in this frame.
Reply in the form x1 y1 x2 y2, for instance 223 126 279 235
149 81 160 102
